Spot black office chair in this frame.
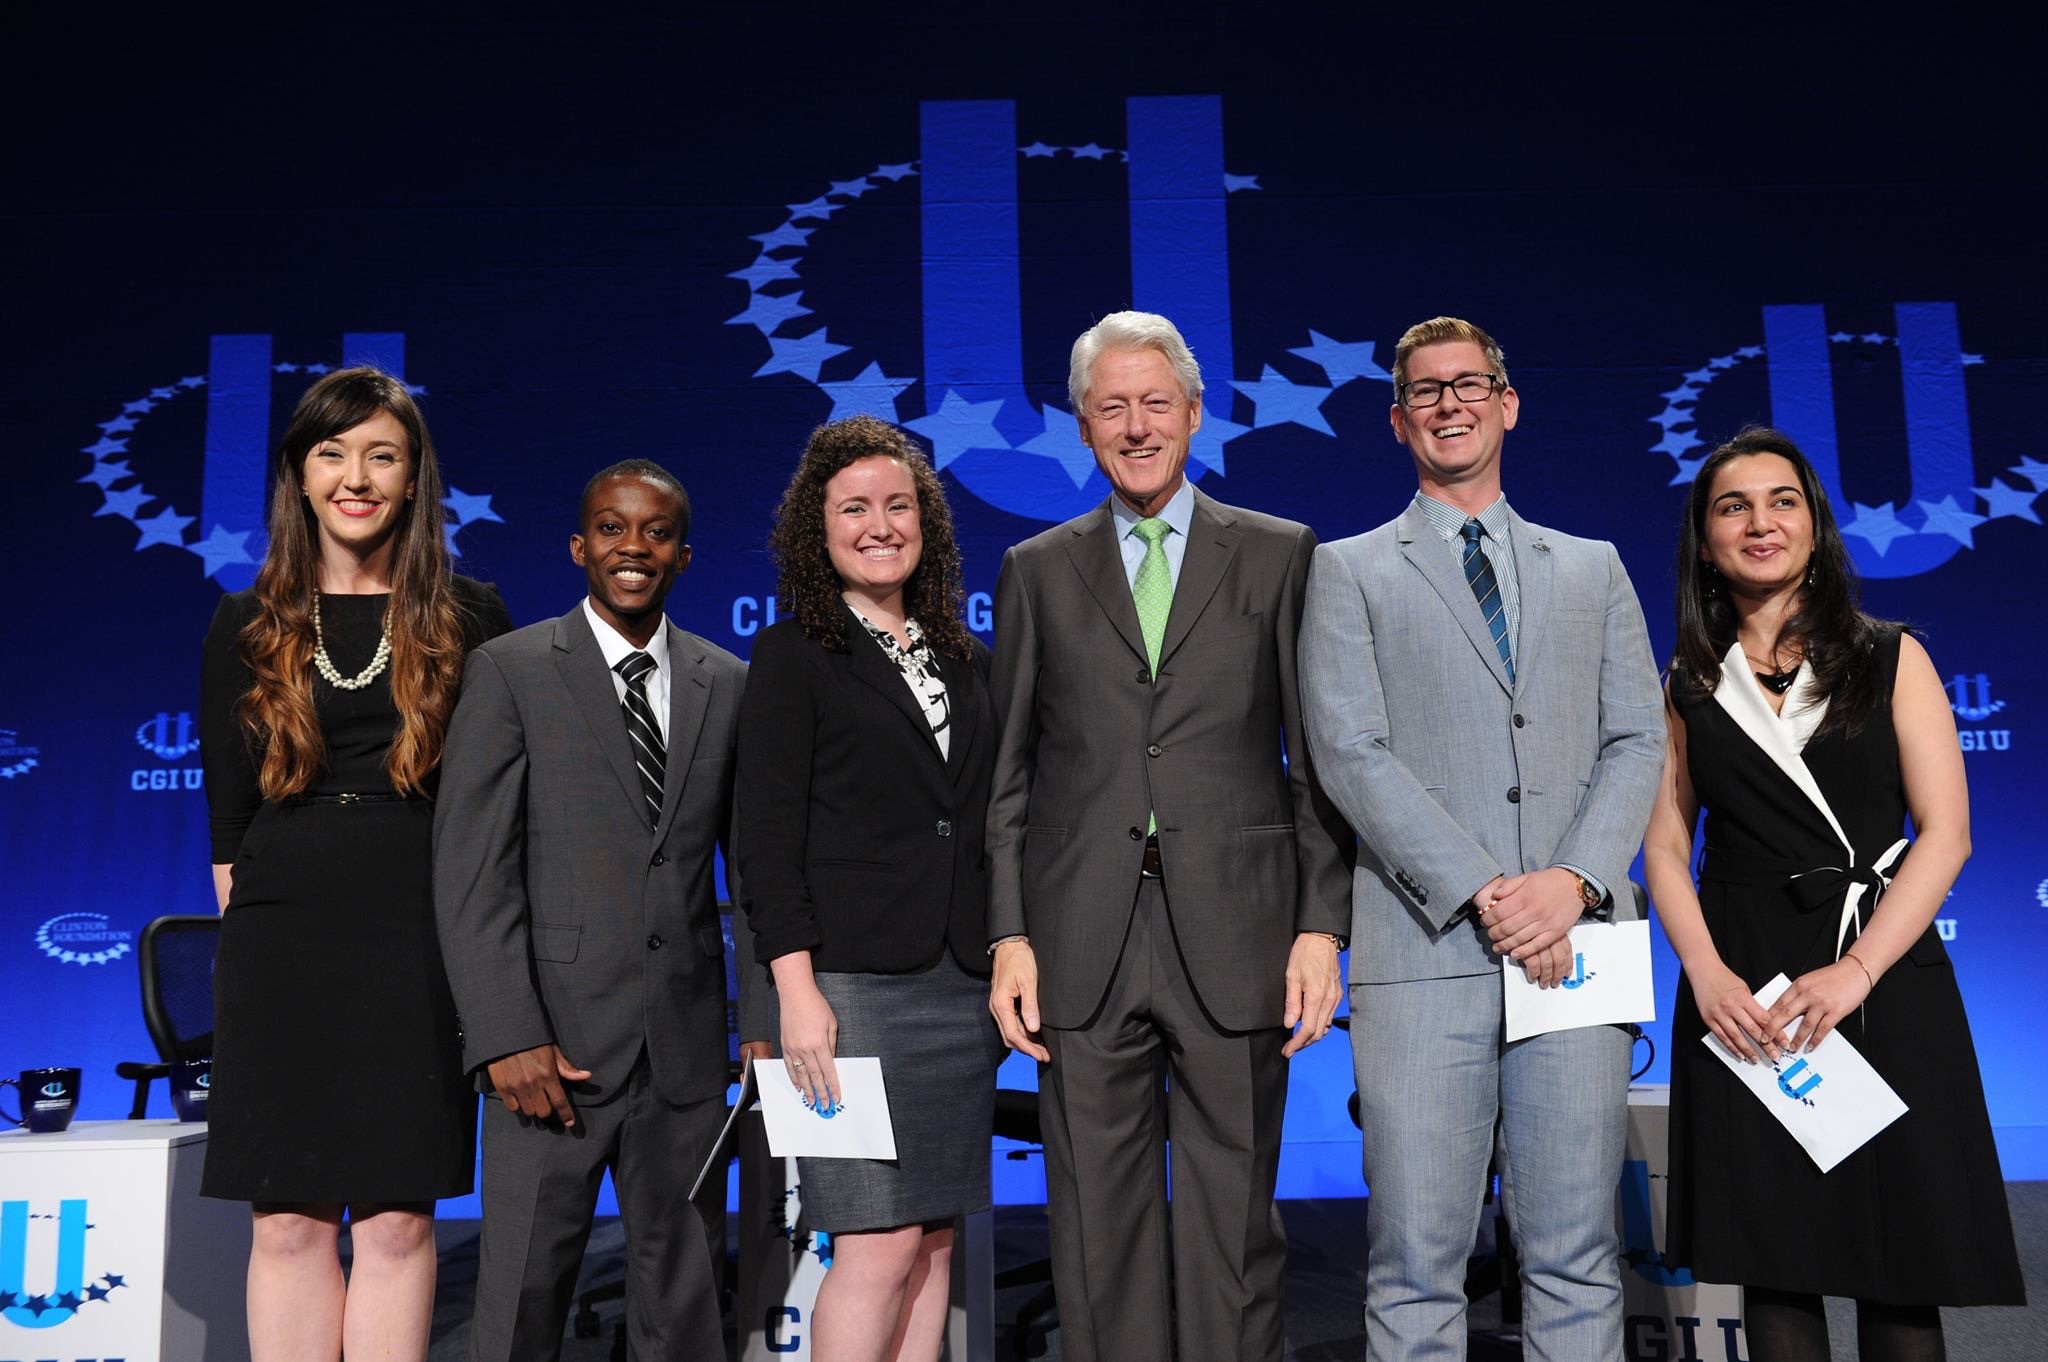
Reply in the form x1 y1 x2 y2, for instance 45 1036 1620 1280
114 914 220 1119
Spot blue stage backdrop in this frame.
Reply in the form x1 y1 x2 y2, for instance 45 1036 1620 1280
5 15 2042 1214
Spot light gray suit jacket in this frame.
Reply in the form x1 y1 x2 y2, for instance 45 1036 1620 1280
987 488 1354 1030
1299 501 1664 985
433 605 758 1108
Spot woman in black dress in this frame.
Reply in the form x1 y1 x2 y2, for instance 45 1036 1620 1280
738 416 1005 1362
1644 427 2023 1360
199 367 511 1361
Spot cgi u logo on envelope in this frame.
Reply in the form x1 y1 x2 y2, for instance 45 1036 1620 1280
1774 1058 1823 1106
1560 953 1594 990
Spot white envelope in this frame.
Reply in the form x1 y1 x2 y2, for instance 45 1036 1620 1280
754 1057 898 1160
1701 973 1907 1172
1502 919 1657 1042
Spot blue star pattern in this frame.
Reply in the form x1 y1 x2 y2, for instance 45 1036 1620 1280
1231 366 1337 436
818 362 916 423
78 365 499 579
755 330 852 382
906 390 1007 470
1018 404 1099 489
132 505 196 550
1974 479 2043 524
1286 332 1390 386
1842 501 1915 555
724 144 1399 520
1650 331 2046 560
1915 494 1986 547
192 525 257 579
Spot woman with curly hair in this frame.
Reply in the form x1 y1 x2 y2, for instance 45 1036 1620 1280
738 414 1006 1362
1644 428 2023 1360
198 367 511 1361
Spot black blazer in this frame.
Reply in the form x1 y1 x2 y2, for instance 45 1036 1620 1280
737 607 995 976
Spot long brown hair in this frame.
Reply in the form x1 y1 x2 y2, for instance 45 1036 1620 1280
768 415 975 660
237 367 467 796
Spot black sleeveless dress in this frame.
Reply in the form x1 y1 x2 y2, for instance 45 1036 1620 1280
1666 628 2023 1305
198 578 512 1203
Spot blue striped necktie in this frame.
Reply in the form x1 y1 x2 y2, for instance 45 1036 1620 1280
1460 519 1515 684
615 651 665 827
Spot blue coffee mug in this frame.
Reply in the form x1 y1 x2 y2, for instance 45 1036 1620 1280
1 1067 82 1134
171 1058 212 1123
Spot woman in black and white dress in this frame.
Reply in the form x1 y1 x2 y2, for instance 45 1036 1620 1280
738 415 1005 1362
1644 427 2022 1360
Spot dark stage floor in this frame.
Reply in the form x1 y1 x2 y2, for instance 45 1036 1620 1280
410 1185 2046 1360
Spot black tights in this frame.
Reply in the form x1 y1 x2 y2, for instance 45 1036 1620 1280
1744 1285 1946 1362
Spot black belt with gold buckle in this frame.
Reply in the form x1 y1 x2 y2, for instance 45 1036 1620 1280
292 792 418 806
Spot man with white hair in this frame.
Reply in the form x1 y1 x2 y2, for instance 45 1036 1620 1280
985 310 1352 1361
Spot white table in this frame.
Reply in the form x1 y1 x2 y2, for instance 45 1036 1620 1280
0 1120 249 1362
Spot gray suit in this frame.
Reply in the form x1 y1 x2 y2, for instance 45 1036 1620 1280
988 488 1352 1362
1300 500 1663 1361
434 604 751 1361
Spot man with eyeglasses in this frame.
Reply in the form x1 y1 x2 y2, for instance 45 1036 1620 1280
985 310 1352 1362
1298 317 1663 1360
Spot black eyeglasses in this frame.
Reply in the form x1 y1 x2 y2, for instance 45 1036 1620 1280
1397 373 1504 409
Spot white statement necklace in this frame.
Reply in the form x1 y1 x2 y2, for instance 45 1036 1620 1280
312 591 393 691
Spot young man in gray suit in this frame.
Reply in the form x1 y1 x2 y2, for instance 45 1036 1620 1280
986 311 1353 1362
1299 317 1663 1361
434 460 753 1361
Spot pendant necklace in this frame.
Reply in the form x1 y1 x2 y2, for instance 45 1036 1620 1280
1744 651 1799 696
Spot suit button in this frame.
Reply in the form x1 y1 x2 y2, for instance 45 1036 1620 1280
1506 786 1521 803
1136 667 1151 684
650 852 667 866
1147 743 1162 758
1513 714 1525 728
646 934 665 950
1416 889 1429 905
936 820 953 837
1129 827 1143 840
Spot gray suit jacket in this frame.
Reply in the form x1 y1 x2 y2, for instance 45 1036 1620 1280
1299 501 1663 985
433 604 757 1108
987 488 1354 1031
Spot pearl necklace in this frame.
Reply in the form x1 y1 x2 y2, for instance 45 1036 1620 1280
312 591 393 691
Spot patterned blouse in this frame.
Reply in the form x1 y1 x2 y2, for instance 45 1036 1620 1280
852 609 952 758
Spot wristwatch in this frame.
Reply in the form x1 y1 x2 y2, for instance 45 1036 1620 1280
1573 873 1603 911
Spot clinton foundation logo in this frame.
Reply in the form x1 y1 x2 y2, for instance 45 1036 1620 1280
33 914 132 968
0 730 39 781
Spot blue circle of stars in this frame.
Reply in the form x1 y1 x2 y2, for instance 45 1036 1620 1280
726 144 1394 518
79 366 503 581
1649 336 2046 558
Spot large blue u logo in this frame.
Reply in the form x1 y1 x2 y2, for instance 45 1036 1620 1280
920 98 1233 521
1776 1057 1823 1102
1 1199 89 1329
1763 303 1975 579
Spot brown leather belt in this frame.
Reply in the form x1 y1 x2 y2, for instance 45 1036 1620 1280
1140 834 1163 878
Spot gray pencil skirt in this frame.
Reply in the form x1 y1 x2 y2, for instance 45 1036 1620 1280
802 948 1007 1233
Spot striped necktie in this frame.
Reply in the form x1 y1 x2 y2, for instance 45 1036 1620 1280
1460 519 1515 684
615 651 665 827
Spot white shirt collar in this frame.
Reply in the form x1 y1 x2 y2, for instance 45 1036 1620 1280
582 597 670 675
1109 476 1197 541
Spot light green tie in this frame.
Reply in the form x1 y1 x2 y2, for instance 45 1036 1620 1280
1131 516 1172 835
